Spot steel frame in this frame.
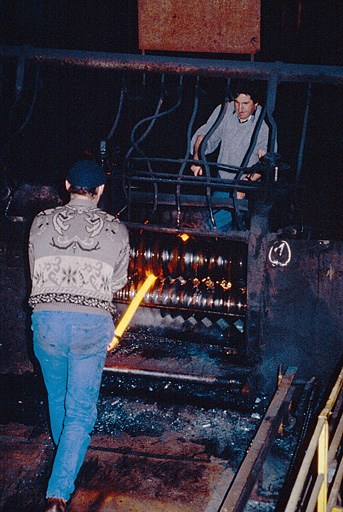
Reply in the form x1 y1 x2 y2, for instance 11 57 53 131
218 367 297 511
284 367 343 512
1 46 343 84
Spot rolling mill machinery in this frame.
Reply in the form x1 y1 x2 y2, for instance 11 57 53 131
102 74 299 400
97 64 343 401
1 45 343 402
105 182 283 400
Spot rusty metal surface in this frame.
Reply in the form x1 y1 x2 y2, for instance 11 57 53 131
138 0 260 54
262 238 343 388
104 327 252 397
0 381 269 512
218 369 296 511
0 424 54 511
1 46 343 84
0 370 304 512
125 219 249 242
69 436 229 512
0 422 231 512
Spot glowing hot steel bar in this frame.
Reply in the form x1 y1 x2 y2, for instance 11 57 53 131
107 273 157 352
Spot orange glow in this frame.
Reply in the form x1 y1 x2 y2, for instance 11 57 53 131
107 274 157 351
179 233 190 242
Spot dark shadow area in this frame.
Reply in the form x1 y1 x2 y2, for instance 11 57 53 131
0 371 47 426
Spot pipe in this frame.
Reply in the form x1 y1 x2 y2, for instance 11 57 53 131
107 273 157 351
295 83 312 186
1 46 343 84
104 365 242 387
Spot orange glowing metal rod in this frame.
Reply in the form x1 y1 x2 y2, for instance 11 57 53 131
107 273 157 352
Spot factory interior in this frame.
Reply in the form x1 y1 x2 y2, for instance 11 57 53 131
1 1 343 511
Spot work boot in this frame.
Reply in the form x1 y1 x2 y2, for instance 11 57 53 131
45 497 67 512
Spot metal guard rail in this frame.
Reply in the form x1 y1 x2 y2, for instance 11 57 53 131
1 44 342 227
1 46 343 85
285 366 343 512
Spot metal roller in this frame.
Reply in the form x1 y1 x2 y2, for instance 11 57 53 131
115 229 247 317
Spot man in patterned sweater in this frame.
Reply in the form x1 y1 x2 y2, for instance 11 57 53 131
29 159 130 512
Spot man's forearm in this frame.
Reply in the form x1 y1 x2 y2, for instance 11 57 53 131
193 135 205 159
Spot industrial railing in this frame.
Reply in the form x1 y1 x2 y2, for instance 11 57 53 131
284 366 343 512
1 45 343 230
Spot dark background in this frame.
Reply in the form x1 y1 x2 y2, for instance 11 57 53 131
1 0 342 64
1 0 343 237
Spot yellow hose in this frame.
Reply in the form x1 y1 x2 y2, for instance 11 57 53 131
107 273 157 352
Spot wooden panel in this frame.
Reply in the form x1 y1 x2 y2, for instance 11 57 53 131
138 0 260 55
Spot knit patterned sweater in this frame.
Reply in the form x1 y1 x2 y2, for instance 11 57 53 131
28 198 130 317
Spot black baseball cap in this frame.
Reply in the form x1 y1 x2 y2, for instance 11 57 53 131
66 159 107 188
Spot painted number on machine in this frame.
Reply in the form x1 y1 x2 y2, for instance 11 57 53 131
268 240 291 267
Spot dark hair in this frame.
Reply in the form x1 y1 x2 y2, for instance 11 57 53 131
229 79 264 104
68 185 98 196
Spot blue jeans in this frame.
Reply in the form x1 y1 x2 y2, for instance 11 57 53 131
208 190 233 231
208 208 233 231
32 310 114 501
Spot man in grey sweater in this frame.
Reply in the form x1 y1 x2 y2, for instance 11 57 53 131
29 159 130 512
191 83 275 229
